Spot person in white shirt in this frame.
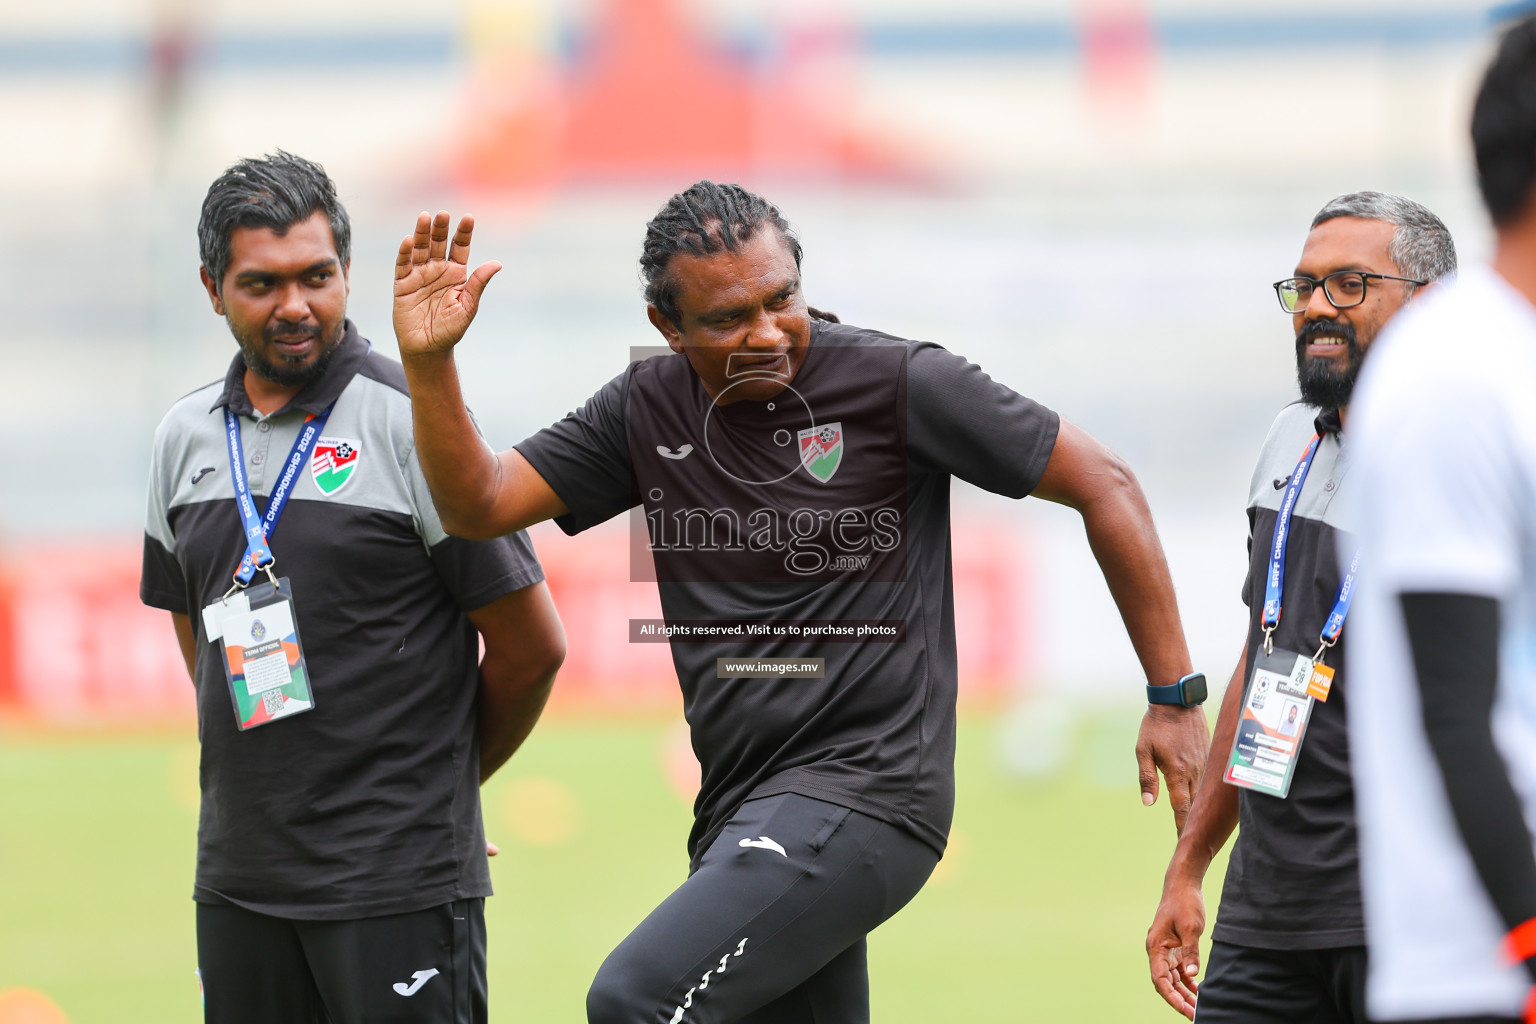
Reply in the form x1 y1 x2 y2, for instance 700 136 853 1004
1349 15 1536 1024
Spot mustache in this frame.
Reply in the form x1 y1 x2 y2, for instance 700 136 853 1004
264 323 322 343
1295 318 1358 349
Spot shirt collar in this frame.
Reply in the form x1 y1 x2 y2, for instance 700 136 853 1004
210 320 369 417
1314 406 1344 436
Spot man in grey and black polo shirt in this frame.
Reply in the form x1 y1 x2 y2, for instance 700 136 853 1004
139 152 565 1024
1146 193 1457 1023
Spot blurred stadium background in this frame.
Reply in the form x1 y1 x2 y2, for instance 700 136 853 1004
0 0 1509 1020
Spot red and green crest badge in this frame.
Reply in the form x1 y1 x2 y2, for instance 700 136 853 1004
311 437 360 495
798 422 843 483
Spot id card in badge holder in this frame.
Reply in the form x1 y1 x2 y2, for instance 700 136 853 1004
215 577 315 730
1223 648 1316 799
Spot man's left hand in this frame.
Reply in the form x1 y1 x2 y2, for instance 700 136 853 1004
393 210 501 360
1137 704 1210 833
1147 871 1205 1019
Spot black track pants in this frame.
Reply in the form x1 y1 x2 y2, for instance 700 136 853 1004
1194 942 1370 1024
587 793 940 1024
196 898 486 1024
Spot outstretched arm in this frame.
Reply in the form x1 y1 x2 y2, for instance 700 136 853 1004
393 211 568 539
1146 641 1246 1018
1032 418 1208 830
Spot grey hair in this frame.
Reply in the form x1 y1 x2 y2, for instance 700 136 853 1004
1310 191 1457 290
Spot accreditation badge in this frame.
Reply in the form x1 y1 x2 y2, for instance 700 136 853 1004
211 577 315 730
1223 648 1316 799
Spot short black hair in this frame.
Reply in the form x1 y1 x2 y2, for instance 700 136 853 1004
639 181 802 327
1473 14 1536 225
197 150 351 290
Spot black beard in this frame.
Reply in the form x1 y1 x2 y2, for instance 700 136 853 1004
234 319 344 389
1294 319 1365 409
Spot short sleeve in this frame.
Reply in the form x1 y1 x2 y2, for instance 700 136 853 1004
428 532 545 612
515 368 635 535
140 435 189 613
1241 508 1258 608
905 341 1060 497
1242 420 1274 611
401 434 546 611
1366 389 1522 599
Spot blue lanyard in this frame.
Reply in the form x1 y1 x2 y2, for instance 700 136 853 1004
1319 549 1360 656
1261 433 1359 659
223 404 333 588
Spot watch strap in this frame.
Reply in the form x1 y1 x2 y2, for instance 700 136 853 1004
1147 671 1206 707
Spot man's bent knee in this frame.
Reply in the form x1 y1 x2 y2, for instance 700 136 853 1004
587 950 657 1024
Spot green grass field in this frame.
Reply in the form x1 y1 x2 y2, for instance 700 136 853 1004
0 711 1228 1023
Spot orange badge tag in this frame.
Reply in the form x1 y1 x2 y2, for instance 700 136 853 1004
1307 663 1335 702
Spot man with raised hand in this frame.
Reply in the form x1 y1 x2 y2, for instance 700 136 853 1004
393 181 1208 1023
1350 16 1536 1024
1145 192 1455 1023
139 151 565 1024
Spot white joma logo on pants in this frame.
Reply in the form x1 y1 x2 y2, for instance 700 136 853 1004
669 938 748 1023
738 836 786 856
393 969 439 996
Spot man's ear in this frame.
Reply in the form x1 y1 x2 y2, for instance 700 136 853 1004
647 304 685 354
1409 280 1443 303
200 266 225 316
343 259 351 295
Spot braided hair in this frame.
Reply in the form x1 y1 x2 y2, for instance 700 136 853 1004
640 181 837 326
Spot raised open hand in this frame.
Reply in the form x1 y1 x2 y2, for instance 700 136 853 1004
393 211 501 359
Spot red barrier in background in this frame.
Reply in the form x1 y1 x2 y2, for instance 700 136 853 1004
0 564 15 706
0 544 194 723
0 520 1029 723
455 0 929 191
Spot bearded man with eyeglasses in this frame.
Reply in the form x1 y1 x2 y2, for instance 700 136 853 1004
1145 192 1456 1024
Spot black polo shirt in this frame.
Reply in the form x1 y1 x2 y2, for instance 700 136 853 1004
140 323 544 920
516 320 1059 866
1215 403 1363 949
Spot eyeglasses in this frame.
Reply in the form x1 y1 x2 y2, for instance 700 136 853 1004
1272 271 1426 314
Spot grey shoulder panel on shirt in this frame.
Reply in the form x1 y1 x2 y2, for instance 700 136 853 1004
152 370 425 526
1248 401 1354 532
153 379 229 455
1248 402 1319 498
177 375 228 405
316 372 430 527
148 380 232 546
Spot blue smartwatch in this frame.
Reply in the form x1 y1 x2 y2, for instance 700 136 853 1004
1147 671 1207 707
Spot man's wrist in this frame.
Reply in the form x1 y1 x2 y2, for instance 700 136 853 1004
1165 842 1213 887
1148 671 1207 707
399 346 458 371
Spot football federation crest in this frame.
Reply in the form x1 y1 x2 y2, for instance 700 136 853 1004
250 619 266 642
311 437 360 495
797 423 843 483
